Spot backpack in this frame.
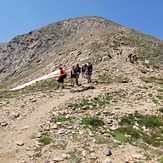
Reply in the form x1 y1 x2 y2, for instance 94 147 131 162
82 64 86 71
63 73 67 78
88 64 92 72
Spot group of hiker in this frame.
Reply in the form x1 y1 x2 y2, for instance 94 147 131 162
56 49 138 89
57 62 93 89
127 52 138 64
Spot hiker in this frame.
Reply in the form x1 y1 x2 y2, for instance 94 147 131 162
70 65 76 87
128 53 132 62
74 63 81 86
57 67 67 89
85 62 93 83
133 54 138 65
81 64 86 78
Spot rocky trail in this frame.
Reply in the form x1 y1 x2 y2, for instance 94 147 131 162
0 78 162 163
0 89 83 161
0 51 162 163
0 83 109 163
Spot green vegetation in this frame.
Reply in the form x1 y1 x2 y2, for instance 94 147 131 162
114 76 129 83
158 88 163 92
113 130 128 143
29 133 37 139
68 96 112 110
159 157 163 163
0 79 58 100
114 90 127 98
54 116 70 122
114 107 121 110
90 40 105 53
39 137 52 145
70 133 78 140
118 113 163 147
95 135 109 144
140 68 147 74
98 74 112 83
140 76 163 84
156 95 163 100
148 93 153 97
0 90 16 99
23 78 58 92
158 108 163 113
69 151 82 163
68 99 89 109
81 116 104 131
54 140 67 149
97 74 129 84
152 98 160 105
147 93 162 105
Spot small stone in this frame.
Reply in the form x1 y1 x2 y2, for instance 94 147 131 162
50 124 58 129
1 122 8 127
103 147 112 156
132 154 146 160
44 127 50 131
12 112 20 119
62 153 67 159
65 147 75 154
103 157 112 163
30 99 37 102
125 156 135 163
22 125 30 130
16 141 24 146
58 129 67 134
52 157 64 161
90 152 97 159
82 105 90 110
82 150 88 157
26 151 34 157
36 133 42 138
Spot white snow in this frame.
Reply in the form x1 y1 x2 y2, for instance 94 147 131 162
10 69 60 91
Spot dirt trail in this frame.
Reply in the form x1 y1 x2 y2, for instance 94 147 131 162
0 90 70 162
0 86 103 163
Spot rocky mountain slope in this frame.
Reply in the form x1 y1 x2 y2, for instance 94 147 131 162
0 16 119 85
0 16 162 163
0 16 162 88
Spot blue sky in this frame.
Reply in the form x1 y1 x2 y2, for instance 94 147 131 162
0 0 163 42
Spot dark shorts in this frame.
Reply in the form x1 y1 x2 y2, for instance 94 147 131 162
57 76 64 83
71 74 77 78
86 71 92 76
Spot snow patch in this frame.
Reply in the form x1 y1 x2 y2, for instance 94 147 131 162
10 70 60 91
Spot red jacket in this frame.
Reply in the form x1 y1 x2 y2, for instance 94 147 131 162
60 69 65 77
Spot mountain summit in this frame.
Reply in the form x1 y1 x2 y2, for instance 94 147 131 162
0 16 162 87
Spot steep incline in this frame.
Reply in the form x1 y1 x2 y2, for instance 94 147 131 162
0 16 162 88
0 16 120 83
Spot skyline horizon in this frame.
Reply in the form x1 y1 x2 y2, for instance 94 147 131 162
0 15 162 43
0 0 163 42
